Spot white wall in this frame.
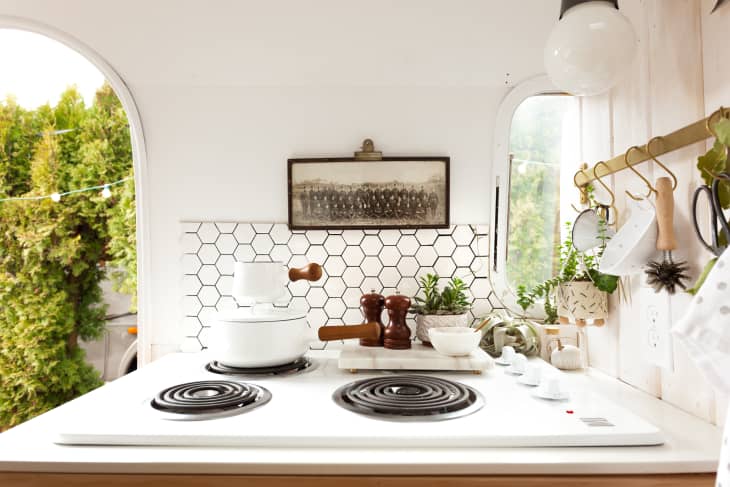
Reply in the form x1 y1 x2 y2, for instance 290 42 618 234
0 0 559 357
581 0 728 426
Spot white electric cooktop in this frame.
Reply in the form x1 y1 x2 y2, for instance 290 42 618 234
54 351 663 448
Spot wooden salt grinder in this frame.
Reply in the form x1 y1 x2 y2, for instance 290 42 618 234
359 290 385 347
383 293 412 350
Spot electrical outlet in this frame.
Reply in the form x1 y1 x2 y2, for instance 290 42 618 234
639 287 673 370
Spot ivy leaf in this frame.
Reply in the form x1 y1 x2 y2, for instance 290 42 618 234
715 118 730 147
697 139 727 185
697 139 730 208
588 269 619 294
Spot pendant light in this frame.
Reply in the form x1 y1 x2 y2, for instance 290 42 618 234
544 0 637 96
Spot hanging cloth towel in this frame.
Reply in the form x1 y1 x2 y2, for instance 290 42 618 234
672 248 730 394
672 248 730 486
719 404 730 487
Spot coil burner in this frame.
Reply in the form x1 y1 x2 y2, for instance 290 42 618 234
333 375 484 422
205 358 313 377
150 380 271 421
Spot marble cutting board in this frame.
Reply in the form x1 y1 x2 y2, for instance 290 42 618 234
338 343 494 373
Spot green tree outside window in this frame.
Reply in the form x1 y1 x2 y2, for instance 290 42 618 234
0 84 136 429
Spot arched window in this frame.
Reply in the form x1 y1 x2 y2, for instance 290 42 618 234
490 75 581 315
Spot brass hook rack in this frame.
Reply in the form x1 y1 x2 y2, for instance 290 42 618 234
574 106 729 187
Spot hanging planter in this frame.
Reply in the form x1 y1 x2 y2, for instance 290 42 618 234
556 281 607 326
516 220 618 325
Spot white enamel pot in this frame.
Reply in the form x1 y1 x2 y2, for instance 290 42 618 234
210 308 380 368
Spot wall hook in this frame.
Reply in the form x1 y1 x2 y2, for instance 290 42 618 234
624 146 656 201
645 137 677 191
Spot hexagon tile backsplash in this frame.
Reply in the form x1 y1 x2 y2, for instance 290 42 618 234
180 222 501 352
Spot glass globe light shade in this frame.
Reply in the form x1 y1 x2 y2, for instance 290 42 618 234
544 1 637 96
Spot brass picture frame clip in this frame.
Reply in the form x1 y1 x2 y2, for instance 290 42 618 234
354 138 383 161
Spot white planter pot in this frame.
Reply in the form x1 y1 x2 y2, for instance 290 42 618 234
415 313 469 344
557 281 608 325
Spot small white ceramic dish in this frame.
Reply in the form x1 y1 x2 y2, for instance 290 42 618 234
428 327 481 357
494 345 516 366
517 364 542 386
505 353 528 375
533 376 570 401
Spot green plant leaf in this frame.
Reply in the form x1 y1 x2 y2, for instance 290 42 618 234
588 269 619 294
715 118 730 147
686 258 718 296
410 273 470 315
697 139 730 208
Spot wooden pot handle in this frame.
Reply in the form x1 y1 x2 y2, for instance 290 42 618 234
317 322 381 342
288 263 323 282
655 177 676 251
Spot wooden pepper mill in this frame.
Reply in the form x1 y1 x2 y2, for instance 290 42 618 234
359 290 385 347
383 293 412 350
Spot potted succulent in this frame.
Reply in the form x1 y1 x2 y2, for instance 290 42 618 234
409 273 470 345
516 222 618 326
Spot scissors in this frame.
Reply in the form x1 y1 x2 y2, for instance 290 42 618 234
692 172 730 257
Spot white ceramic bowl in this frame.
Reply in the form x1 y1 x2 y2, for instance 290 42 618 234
428 327 481 357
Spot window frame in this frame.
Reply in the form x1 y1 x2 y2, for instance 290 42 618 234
489 75 568 318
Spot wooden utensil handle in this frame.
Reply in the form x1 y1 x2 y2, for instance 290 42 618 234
318 322 381 341
288 263 323 282
655 177 677 251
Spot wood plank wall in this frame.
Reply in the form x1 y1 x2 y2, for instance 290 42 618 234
581 0 728 426
700 0 730 425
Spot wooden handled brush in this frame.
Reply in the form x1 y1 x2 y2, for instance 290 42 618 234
645 177 689 294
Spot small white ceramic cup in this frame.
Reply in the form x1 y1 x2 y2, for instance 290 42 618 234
543 377 564 397
522 363 542 385
500 345 516 364
510 353 528 374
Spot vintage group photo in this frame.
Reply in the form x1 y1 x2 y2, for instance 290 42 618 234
288 158 449 229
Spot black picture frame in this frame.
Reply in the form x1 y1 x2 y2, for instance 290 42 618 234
287 157 450 230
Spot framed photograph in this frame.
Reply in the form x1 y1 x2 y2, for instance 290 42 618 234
288 156 450 230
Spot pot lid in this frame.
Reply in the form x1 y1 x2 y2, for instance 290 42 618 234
217 306 307 323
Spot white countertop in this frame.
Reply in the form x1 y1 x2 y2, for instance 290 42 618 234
0 351 722 475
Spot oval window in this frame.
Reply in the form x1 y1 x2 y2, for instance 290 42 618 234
490 76 581 314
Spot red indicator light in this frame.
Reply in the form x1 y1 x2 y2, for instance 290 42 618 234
566 410 574 414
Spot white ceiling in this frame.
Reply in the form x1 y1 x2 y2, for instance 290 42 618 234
0 0 559 86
